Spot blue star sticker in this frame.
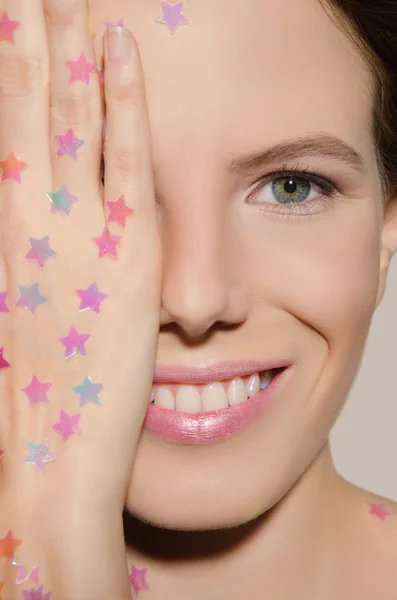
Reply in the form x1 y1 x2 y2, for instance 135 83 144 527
23 439 56 472
46 185 78 216
73 376 103 406
16 283 47 314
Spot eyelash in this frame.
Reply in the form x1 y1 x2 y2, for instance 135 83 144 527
246 163 341 218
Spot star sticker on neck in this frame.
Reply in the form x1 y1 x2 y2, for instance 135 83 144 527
52 410 82 442
92 226 121 258
368 501 392 521
0 348 10 371
55 128 84 160
0 531 22 560
47 185 78 216
66 52 97 85
73 376 103 406
12 562 43 585
0 11 20 43
24 440 56 473
26 236 55 269
106 195 134 227
22 585 51 600
76 282 108 314
16 283 47 315
129 564 150 594
0 292 9 313
0 152 27 183
156 1 189 34
58 325 90 359
21 376 52 407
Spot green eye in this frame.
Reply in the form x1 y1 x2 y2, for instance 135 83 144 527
271 176 311 204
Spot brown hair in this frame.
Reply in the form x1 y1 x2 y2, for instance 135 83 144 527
320 0 397 209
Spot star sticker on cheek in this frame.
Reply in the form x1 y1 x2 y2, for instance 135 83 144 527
73 376 103 406
16 283 47 315
156 1 189 34
25 236 55 269
129 564 150 594
0 152 27 183
12 562 43 585
46 185 78 216
22 586 52 600
58 325 90 359
368 501 392 521
0 531 22 560
20 376 52 407
0 292 9 313
0 11 20 43
92 226 121 259
52 410 82 442
0 348 11 372
66 52 97 85
24 440 56 472
55 128 84 160
106 195 134 227
76 282 108 314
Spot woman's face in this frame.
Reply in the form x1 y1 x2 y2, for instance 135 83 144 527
89 0 391 529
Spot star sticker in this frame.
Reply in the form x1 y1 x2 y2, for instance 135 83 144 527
368 501 392 521
58 325 90 359
55 128 84 160
76 282 108 314
129 564 150 594
0 348 11 371
24 440 56 473
0 11 20 43
16 283 47 315
22 586 51 600
26 236 55 269
47 185 78 216
73 376 103 406
66 52 97 85
0 292 9 313
12 562 43 585
106 195 134 227
21 376 52 407
0 531 22 560
92 226 121 258
0 152 27 183
52 410 82 442
105 17 125 30
156 2 189 34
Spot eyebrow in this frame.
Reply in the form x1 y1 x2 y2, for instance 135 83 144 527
227 133 368 176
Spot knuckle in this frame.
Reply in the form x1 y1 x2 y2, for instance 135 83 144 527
0 53 49 97
106 144 144 176
43 0 82 25
50 91 101 129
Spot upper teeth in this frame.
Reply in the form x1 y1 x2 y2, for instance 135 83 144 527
149 370 274 413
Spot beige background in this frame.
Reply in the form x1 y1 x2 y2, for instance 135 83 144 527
330 257 397 501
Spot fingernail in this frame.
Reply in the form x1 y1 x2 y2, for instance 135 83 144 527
106 26 133 64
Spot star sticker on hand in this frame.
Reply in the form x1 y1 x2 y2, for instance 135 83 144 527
73 376 103 406
0 292 9 313
52 410 82 442
22 585 51 600
12 562 43 585
55 128 84 160
76 282 108 314
0 531 22 560
129 564 150 594
92 226 121 258
368 501 392 521
0 348 10 372
106 195 134 227
156 1 189 34
24 440 56 473
58 325 90 359
66 52 97 85
26 236 55 269
0 11 20 43
21 376 52 407
16 283 47 315
0 152 27 183
47 185 78 216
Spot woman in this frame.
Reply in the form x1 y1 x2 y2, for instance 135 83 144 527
0 0 396 597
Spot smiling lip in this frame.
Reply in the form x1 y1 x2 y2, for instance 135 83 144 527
144 363 295 444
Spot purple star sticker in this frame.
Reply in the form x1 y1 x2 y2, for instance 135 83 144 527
21 375 52 407
76 282 108 314
0 291 9 313
24 440 56 473
58 325 90 359
16 283 47 314
129 564 150 594
156 2 189 34
73 376 103 406
26 235 55 269
52 410 81 442
47 185 78 216
22 585 51 600
105 17 125 30
55 128 84 160
66 52 97 85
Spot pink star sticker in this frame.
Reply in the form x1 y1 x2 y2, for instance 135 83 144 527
0 11 20 43
0 348 11 371
0 292 9 313
105 17 125 30
21 375 52 407
22 585 51 600
0 449 4 459
76 282 108 314
58 325 90 359
66 52 97 85
25 236 55 269
55 128 84 160
92 227 121 258
0 152 27 183
157 2 189 34
106 195 134 227
12 562 43 585
368 501 392 521
129 564 149 594
52 410 81 442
